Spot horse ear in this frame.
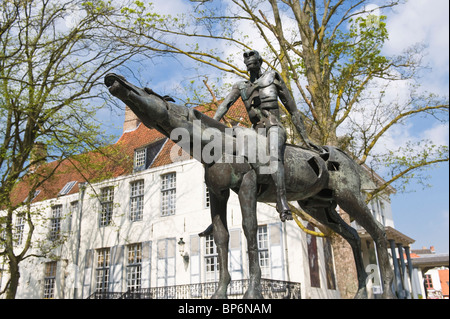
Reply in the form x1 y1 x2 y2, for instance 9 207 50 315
144 87 175 102
144 87 154 95
163 95 175 102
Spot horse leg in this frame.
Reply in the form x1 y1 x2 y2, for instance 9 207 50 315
298 200 368 298
268 126 292 222
239 170 263 299
336 192 396 299
209 189 231 299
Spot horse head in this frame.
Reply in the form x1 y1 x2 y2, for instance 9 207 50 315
105 73 172 135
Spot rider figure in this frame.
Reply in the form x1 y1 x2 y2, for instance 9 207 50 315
213 50 320 222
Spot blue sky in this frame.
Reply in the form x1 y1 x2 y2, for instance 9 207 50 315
98 0 449 253
382 0 449 253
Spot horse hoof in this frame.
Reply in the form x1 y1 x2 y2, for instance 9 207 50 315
353 288 368 299
211 285 229 299
243 291 264 299
280 211 293 222
382 290 397 299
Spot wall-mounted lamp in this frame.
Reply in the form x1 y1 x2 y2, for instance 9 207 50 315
178 238 189 262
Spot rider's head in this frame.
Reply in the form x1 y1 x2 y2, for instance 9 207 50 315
243 50 262 72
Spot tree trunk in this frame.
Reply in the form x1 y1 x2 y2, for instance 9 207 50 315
6 259 20 299
331 210 359 299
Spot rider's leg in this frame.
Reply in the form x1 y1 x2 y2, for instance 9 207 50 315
268 126 292 222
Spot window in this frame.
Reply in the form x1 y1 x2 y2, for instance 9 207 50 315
134 148 147 169
32 190 41 201
96 248 110 292
424 274 433 290
59 181 77 196
134 139 166 171
49 205 62 241
379 200 386 225
43 261 57 299
370 201 378 219
205 235 218 282
68 201 78 233
24 190 40 203
100 187 114 227
205 185 210 208
130 180 144 221
127 243 142 291
371 199 386 226
257 225 270 278
14 214 25 246
256 224 284 280
161 173 176 216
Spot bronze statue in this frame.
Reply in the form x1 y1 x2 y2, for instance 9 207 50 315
213 50 321 222
105 71 395 299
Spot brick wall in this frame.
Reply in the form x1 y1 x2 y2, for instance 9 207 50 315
331 211 358 299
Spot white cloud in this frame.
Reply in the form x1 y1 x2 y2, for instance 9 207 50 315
151 0 192 16
338 0 450 159
423 122 449 146
384 0 449 94
385 0 449 54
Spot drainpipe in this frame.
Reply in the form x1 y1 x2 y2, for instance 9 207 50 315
73 182 86 299
283 222 290 282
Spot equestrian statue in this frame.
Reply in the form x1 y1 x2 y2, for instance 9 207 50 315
104 51 395 299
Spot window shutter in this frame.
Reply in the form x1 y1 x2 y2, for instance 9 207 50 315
269 223 284 280
141 241 152 288
307 223 320 288
190 235 200 284
229 229 243 280
82 249 94 298
167 238 176 287
157 238 176 288
323 237 336 290
110 245 124 292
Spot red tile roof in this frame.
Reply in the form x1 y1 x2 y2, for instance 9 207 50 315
10 144 132 206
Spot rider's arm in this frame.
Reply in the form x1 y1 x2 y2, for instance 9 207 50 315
213 84 241 121
274 73 297 116
275 73 321 151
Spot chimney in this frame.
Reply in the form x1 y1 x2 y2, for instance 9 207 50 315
123 106 141 133
30 142 47 172
430 246 435 253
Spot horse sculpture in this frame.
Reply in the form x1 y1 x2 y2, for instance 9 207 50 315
104 73 395 299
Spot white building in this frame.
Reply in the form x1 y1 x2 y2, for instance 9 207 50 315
408 247 449 299
0 105 409 299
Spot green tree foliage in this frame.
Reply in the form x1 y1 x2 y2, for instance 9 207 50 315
0 0 143 298
117 0 448 200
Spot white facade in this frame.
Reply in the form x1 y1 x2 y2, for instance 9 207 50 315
419 267 449 299
1 156 344 299
0 109 405 299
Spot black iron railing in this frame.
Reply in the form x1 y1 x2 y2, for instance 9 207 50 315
87 291 126 299
87 279 301 299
